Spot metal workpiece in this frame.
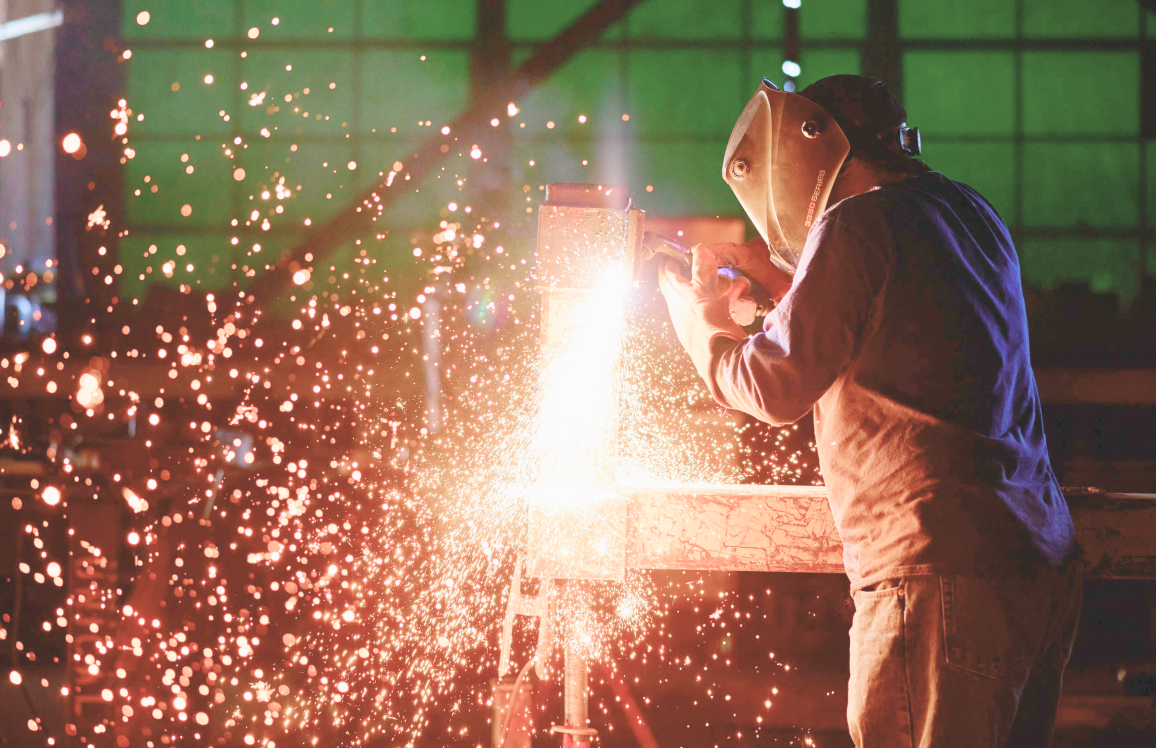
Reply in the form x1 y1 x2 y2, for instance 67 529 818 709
535 183 644 294
529 183 639 583
526 482 1156 582
624 483 841 574
618 485 1155 578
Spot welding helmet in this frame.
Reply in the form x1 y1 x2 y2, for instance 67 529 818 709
722 78 851 274
799 75 922 174
723 76 923 273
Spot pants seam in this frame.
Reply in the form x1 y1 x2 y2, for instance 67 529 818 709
902 580 915 748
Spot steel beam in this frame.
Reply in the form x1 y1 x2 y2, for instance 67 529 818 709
532 485 1156 578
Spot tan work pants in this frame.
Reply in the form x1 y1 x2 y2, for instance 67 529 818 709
848 567 1081 747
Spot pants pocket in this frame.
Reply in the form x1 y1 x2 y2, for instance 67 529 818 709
848 581 911 747
940 575 1019 680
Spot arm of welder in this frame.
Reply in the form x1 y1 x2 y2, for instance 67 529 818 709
707 213 889 426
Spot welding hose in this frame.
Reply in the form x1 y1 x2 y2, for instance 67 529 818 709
497 656 536 748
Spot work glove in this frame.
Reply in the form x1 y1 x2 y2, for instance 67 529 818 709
701 236 794 304
657 243 749 386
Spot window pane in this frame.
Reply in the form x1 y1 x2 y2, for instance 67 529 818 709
751 3 783 40
1020 239 1142 303
753 47 857 92
242 0 355 39
792 49 861 90
119 234 239 300
517 51 624 135
122 0 234 40
356 141 464 218
1023 0 1141 38
634 142 735 216
1149 144 1156 229
360 0 469 38
509 0 617 40
747 47 786 89
125 142 234 228
241 142 356 224
629 0 743 39
800 0 867 40
359 51 469 135
903 52 1015 136
512 138 602 191
126 50 236 136
922 142 1017 224
241 51 354 136
628 51 744 136
1023 52 1140 136
362 0 475 39
898 0 1015 39
1023 143 1140 228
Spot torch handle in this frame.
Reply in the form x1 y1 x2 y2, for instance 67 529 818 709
641 232 775 322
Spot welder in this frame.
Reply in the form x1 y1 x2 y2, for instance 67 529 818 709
658 75 1079 747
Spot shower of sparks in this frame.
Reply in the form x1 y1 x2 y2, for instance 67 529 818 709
531 267 628 509
0 11 825 748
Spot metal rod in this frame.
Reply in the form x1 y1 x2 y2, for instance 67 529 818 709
555 640 597 747
563 646 588 732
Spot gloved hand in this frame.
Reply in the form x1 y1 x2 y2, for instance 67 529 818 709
658 243 749 385
700 236 794 304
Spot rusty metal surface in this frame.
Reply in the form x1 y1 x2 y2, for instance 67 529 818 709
625 484 841 574
536 204 642 291
615 484 1156 579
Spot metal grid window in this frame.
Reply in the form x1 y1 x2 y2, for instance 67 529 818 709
118 0 1149 306
900 0 1150 304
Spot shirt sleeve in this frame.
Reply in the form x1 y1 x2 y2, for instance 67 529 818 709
708 205 891 425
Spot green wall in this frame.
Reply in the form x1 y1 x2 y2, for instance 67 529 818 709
901 0 1150 302
119 0 1150 303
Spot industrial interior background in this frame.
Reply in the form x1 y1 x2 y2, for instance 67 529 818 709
0 0 1154 746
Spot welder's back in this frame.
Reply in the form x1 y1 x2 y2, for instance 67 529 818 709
712 171 1077 588
820 173 1075 587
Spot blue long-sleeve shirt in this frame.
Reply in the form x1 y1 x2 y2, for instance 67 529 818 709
710 172 1076 588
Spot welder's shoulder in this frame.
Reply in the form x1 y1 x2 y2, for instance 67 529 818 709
813 191 893 243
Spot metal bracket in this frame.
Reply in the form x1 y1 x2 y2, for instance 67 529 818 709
498 554 554 681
